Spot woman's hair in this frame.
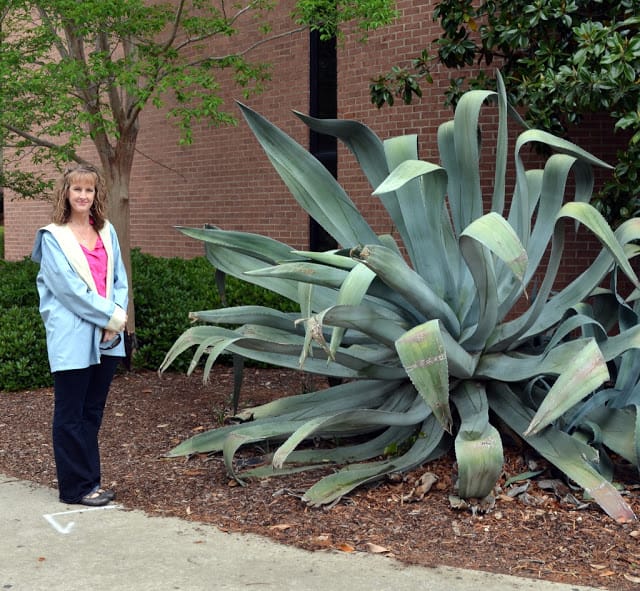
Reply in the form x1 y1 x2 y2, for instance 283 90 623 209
51 163 109 230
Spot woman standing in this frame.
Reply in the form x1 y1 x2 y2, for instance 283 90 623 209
32 164 128 507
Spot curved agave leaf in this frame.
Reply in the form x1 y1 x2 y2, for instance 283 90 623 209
524 338 609 435
315 303 407 348
581 407 639 468
490 201 639 351
452 89 496 231
509 128 611 244
241 378 404 421
238 102 380 248
291 249 358 270
459 212 528 349
452 382 504 498
374 157 457 301
177 225 301 264
245 262 348 289
488 383 636 523
328 263 377 356
244 425 416 473
176 226 324 308
293 112 389 190
190 306 302 331
396 321 452 433
273 391 428 469
302 414 449 507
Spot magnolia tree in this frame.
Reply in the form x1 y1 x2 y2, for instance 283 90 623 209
370 0 640 227
0 0 396 339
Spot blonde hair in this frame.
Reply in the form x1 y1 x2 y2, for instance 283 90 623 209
51 163 109 231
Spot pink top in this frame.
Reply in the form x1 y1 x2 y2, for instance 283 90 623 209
81 234 108 297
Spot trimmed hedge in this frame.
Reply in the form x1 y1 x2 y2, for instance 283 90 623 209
0 249 298 391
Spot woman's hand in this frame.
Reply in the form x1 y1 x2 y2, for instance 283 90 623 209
102 329 118 342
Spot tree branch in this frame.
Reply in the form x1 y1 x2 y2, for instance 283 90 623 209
2 124 90 165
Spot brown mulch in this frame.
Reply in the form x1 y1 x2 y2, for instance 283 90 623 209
1 367 639 589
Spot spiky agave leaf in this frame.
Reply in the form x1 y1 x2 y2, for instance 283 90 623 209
395 321 452 433
488 383 635 523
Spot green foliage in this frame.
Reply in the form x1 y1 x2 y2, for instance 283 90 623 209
0 258 48 391
0 258 40 307
163 77 640 522
0 306 51 391
131 249 297 371
0 226 4 259
370 0 640 226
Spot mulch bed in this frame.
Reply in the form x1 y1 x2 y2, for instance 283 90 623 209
1 367 639 589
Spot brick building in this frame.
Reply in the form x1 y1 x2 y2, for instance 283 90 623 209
3 0 621 291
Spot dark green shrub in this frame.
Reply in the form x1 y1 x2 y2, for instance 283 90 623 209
0 305 51 391
131 249 297 371
0 258 39 307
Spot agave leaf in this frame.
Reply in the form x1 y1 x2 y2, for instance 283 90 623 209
166 414 305 457
459 212 528 349
478 338 602 382
177 225 301 264
488 383 636 523
352 243 460 337
396 321 452 433
490 201 637 351
248 425 416 469
291 249 359 270
176 226 325 308
452 382 504 498
302 414 449 507
240 378 404 421
379 135 423 274
158 325 235 375
561 202 639 287
245 262 348 288
525 157 592 276
328 263 377 356
293 112 389 190
453 89 496 231
582 407 639 467
190 306 303 333
273 393 429 469
238 102 379 248
491 72 509 216
374 156 456 300
525 338 609 435
222 422 305 484
458 238 498 351
316 303 408 348
461 212 528 285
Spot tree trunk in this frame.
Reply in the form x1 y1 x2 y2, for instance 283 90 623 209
98 125 139 361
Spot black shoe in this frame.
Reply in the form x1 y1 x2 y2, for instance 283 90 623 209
79 489 112 507
98 488 116 501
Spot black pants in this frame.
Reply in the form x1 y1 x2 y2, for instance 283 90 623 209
52 356 120 503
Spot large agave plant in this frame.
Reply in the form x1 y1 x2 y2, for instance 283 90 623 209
161 74 640 522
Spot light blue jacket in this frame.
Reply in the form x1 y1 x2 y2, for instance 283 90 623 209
31 221 129 372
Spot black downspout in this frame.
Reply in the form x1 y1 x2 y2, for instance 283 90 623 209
308 31 338 252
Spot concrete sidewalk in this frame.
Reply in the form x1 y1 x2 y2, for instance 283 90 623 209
1 473 605 591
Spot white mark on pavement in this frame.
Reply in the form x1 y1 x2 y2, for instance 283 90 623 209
43 504 121 534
